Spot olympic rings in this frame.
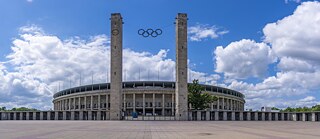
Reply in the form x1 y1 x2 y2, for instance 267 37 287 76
138 28 162 37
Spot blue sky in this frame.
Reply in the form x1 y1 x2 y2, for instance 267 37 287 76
0 0 319 110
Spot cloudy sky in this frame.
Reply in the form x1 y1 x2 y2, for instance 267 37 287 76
0 0 319 110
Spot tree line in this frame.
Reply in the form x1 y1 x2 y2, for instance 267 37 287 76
0 107 39 111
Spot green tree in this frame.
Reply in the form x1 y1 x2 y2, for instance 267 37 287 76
188 79 218 110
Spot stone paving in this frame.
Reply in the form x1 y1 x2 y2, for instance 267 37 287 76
0 121 320 139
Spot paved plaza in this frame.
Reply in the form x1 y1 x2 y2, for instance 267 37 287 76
0 121 320 139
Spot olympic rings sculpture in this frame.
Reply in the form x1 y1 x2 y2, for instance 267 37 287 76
138 29 162 37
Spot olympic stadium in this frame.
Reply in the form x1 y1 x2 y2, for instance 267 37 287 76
1 13 320 122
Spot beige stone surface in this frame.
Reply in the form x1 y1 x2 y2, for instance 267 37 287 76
0 121 320 139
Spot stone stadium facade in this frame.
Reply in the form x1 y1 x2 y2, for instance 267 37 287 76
0 13 319 122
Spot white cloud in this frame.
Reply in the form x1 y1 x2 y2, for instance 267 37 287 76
215 39 276 79
214 1 320 110
26 0 33 3
188 24 228 41
0 25 220 110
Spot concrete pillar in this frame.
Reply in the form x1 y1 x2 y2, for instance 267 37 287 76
143 93 145 116
281 113 284 121
254 112 258 121
73 97 76 110
162 94 165 116
71 111 75 120
54 112 58 120
84 96 87 110
247 112 251 121
231 99 233 110
32 112 36 120
175 13 188 121
240 112 243 121
222 98 225 110
262 112 265 121
223 111 227 121
215 111 219 121
274 113 278 121
79 111 83 120
133 94 136 112
312 112 316 122
206 111 210 121
13 112 17 120
63 111 67 120
26 112 29 120
123 94 126 112
90 95 93 110
69 98 71 110
106 111 110 120
292 113 297 121
88 111 92 120
110 13 123 120
302 113 306 121
217 98 220 111
20 112 23 120
106 94 109 110
268 113 272 121
152 93 155 115
97 111 101 120
98 95 101 110
171 94 174 116
78 97 81 110
197 111 201 121
40 112 43 120
231 112 235 121
47 112 51 120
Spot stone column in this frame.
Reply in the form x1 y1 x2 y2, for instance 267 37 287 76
175 13 188 121
312 112 316 122
302 113 306 121
240 112 243 121
123 94 126 112
275 113 278 121
254 112 258 121
110 13 123 120
13 112 17 120
223 111 227 121
171 94 174 116
26 112 30 120
79 111 83 120
197 111 201 121
292 113 296 121
84 96 87 110
106 94 109 110
88 111 92 120
206 111 210 121
54 111 58 120
63 111 67 120
143 93 145 116
40 112 43 120
247 112 251 121
217 98 220 111
268 113 271 121
231 112 235 121
69 98 71 110
47 112 51 120
97 111 101 120
33 112 36 120
262 112 265 121
71 111 75 120
73 97 76 110
231 99 233 110
78 97 81 110
222 97 225 110
215 111 219 121
98 95 101 110
153 93 155 115
133 94 136 112
91 95 93 110
162 94 165 116
20 112 23 120
281 113 284 121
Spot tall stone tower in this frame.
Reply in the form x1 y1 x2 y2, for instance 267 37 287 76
110 13 123 120
175 13 188 120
